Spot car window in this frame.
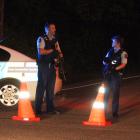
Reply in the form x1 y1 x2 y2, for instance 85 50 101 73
0 48 10 61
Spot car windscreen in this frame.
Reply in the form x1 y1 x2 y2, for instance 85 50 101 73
0 48 10 61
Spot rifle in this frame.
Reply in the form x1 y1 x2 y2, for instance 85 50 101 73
103 58 117 77
55 51 66 81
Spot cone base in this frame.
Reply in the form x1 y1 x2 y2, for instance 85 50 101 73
83 120 112 127
12 116 40 122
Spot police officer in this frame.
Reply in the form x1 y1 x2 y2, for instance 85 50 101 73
103 35 128 119
35 23 63 115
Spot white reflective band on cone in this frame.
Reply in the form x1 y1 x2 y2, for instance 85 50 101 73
98 86 105 94
93 101 104 109
23 118 29 121
19 91 30 99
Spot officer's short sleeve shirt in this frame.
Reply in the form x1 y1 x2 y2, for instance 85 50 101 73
37 37 45 50
121 51 128 64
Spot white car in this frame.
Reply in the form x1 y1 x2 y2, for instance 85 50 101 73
0 45 62 107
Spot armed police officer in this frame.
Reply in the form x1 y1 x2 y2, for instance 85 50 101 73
103 35 128 119
35 23 63 115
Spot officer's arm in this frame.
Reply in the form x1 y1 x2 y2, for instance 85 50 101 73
37 37 53 55
115 51 128 71
115 63 126 71
39 48 53 55
103 52 110 65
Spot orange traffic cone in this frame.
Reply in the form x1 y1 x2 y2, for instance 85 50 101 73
83 83 111 126
12 81 40 122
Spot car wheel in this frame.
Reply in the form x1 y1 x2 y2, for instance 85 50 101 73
0 80 20 107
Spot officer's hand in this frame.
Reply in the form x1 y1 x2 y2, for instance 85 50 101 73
104 57 111 64
48 49 54 54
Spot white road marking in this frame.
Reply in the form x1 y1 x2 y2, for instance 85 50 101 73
62 75 140 91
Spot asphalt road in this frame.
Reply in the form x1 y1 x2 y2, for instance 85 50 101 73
0 76 140 140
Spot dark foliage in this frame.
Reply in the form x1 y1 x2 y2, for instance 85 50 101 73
2 0 140 78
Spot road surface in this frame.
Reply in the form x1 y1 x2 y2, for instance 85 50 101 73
0 76 140 140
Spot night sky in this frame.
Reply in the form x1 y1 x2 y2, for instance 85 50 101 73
2 0 140 80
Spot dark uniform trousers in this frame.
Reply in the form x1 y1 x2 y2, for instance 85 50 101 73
104 73 122 116
35 63 56 114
